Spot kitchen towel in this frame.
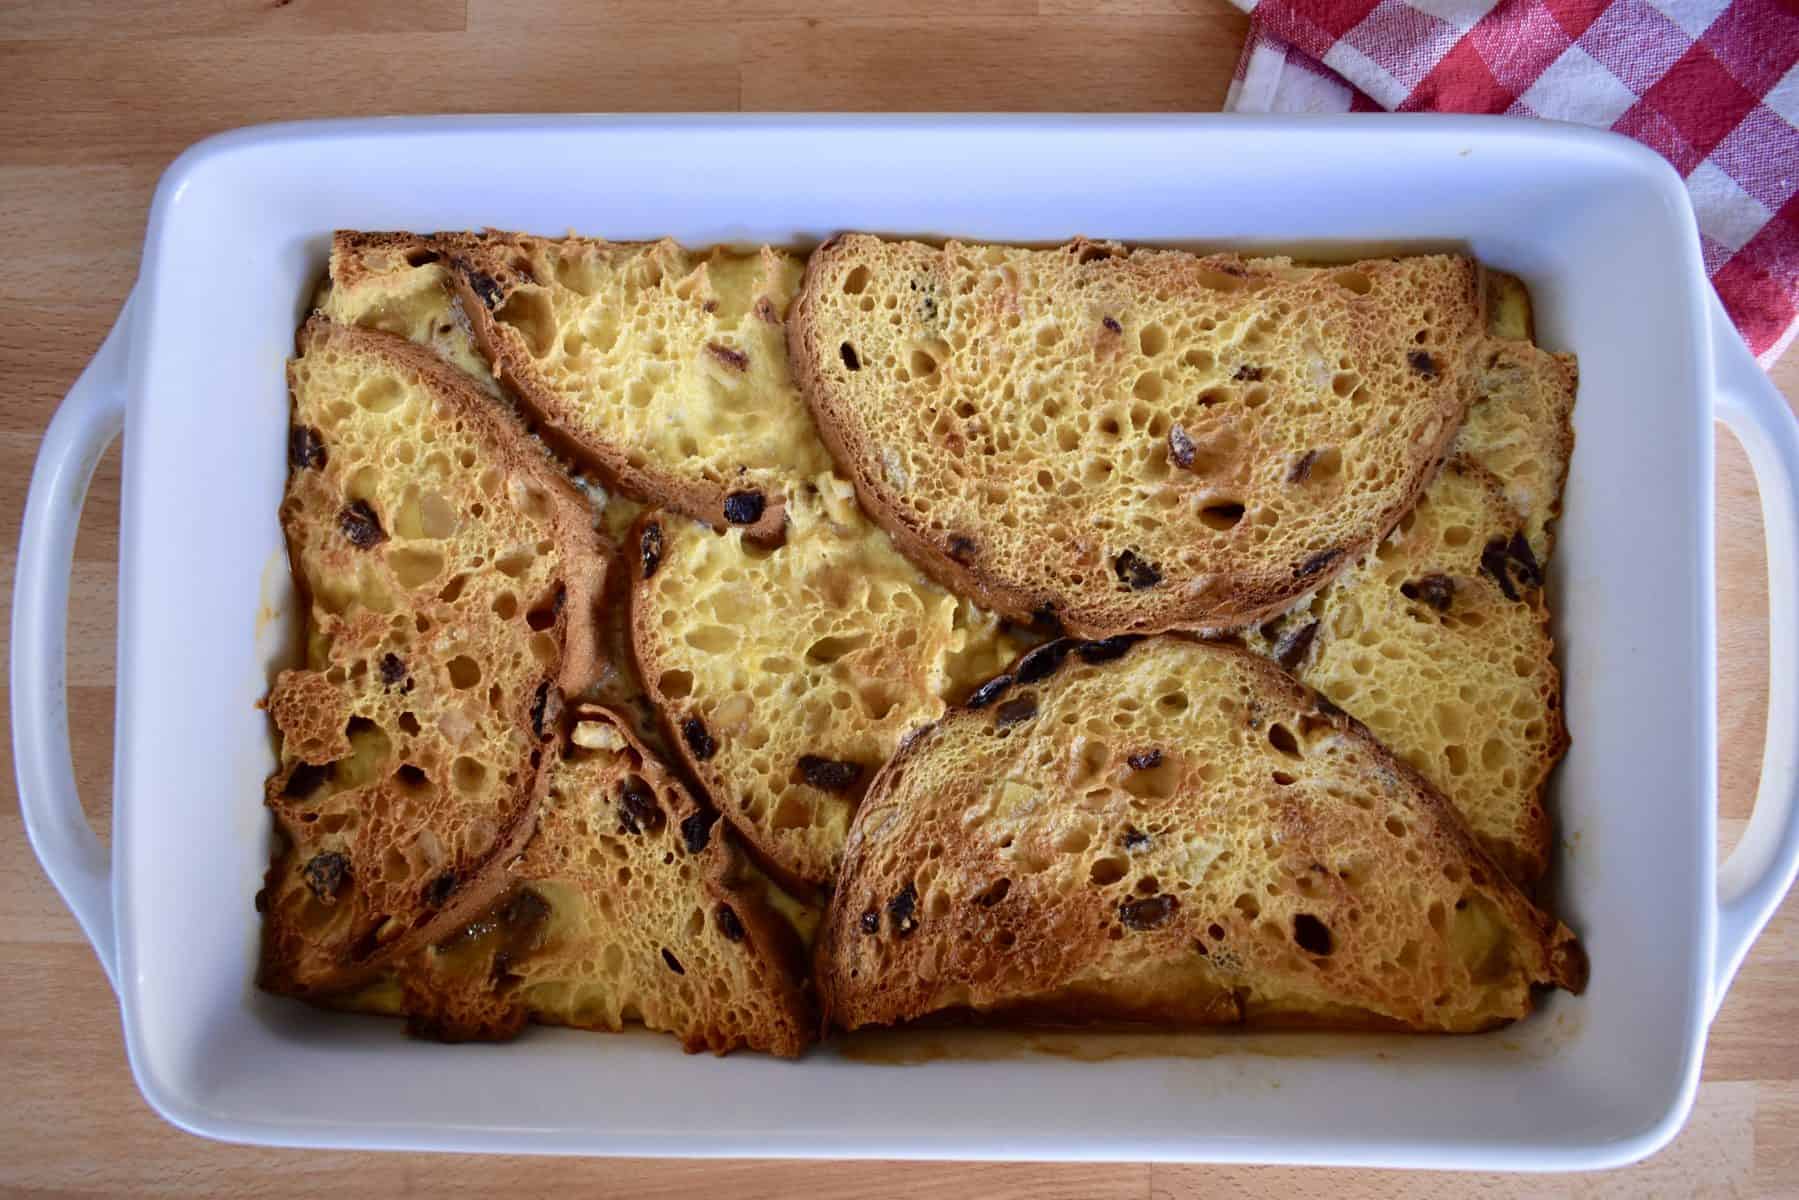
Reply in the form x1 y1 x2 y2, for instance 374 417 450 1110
1224 0 1799 365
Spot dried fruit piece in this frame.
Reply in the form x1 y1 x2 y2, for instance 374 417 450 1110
1120 893 1178 930
1297 548 1342 578
530 682 560 740
679 809 716 854
468 270 504 309
1401 574 1456 611
967 675 1013 710
379 653 409 689
1014 639 1072 684
682 716 718 761
887 883 919 936
302 852 349 903
798 755 863 793
722 491 766 526
288 425 327 471
1168 424 1196 469
617 778 665 834
1077 636 1138 664
1272 620 1320 672
639 522 663 580
339 499 386 549
1113 549 1162 590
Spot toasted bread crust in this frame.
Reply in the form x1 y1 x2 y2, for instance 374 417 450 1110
788 236 1482 638
817 637 1584 1034
259 318 605 996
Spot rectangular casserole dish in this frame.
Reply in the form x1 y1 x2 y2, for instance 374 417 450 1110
13 114 1799 1170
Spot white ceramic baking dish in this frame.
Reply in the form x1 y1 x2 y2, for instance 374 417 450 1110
13 115 1799 1169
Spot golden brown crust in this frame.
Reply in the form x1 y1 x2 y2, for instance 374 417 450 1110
816 636 1583 1035
788 236 1481 638
258 318 606 997
442 232 797 545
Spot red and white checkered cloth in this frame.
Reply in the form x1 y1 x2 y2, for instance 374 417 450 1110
1224 0 1799 365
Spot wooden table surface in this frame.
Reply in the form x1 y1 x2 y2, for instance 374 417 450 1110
2 2 1795 1194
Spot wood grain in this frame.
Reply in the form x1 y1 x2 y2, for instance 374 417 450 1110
0 2 1794 1194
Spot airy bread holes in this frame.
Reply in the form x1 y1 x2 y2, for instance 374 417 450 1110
1199 501 1246 531
495 289 556 358
1089 856 1128 886
388 547 445 589
806 632 870 664
1267 723 1302 758
1122 757 1177 799
1293 913 1334 956
446 656 481 689
1332 269 1373 295
353 376 404 414
842 265 871 295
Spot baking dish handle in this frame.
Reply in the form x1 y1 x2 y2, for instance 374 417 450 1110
10 292 133 995
1708 292 1799 1023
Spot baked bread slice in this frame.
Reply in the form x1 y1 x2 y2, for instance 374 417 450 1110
628 474 1027 891
1463 330 1579 563
817 636 1585 1034
318 231 496 391
1245 459 1564 880
788 236 1485 637
259 318 605 996
442 232 832 543
319 230 674 753
1244 278 1577 881
386 705 812 1056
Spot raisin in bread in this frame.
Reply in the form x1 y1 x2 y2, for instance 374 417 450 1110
1244 274 1577 881
788 237 1484 637
817 637 1585 1034
390 706 812 1055
442 232 832 543
260 318 605 996
628 475 1027 891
